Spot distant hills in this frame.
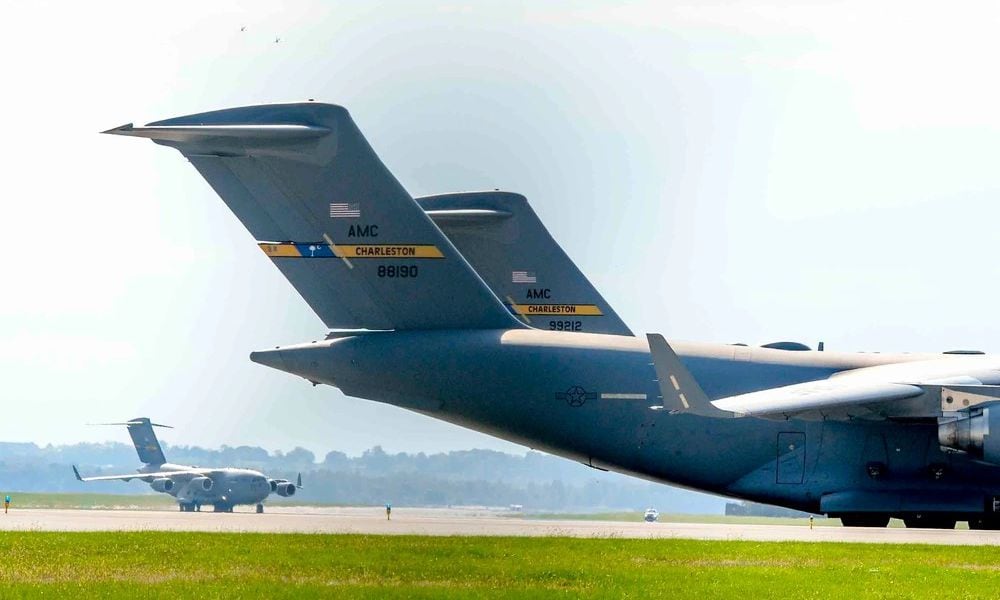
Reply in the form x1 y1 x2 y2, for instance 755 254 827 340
0 442 726 513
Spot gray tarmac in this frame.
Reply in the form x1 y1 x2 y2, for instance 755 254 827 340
3 506 1000 545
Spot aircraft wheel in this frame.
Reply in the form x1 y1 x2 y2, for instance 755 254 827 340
967 516 1000 530
903 515 956 529
256 503 264 514
838 513 890 528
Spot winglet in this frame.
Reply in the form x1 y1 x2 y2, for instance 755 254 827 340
647 334 733 418
72 465 82 481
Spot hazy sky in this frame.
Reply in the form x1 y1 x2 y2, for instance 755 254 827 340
2 1 1000 456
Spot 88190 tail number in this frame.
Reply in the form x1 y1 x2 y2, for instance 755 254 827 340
377 265 418 278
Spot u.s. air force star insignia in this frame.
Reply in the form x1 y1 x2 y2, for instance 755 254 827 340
555 385 598 407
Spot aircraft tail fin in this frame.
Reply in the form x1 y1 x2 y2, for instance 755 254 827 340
105 103 522 331
419 191 633 336
111 418 171 465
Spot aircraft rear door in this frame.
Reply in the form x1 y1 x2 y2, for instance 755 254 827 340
776 432 806 484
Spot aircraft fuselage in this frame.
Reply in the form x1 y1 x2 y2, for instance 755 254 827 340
252 329 1000 517
140 464 271 509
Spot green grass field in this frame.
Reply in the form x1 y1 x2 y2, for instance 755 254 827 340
3 492 176 510
0 532 998 598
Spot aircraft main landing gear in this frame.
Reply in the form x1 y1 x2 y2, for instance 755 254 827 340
902 514 957 529
968 515 1000 530
256 503 264 514
838 513 890 527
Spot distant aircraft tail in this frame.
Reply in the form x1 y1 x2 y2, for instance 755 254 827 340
96 418 171 465
105 103 522 332
420 191 633 336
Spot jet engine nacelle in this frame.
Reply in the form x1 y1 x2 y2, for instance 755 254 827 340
190 476 214 492
939 405 1000 464
150 478 175 493
275 482 296 497
269 478 297 493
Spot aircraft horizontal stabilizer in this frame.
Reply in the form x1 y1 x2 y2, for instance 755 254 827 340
647 334 732 417
90 420 173 428
102 123 330 144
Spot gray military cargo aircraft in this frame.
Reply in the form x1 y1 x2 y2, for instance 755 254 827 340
72 418 301 512
108 102 1000 529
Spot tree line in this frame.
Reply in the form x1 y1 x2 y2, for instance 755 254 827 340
0 441 724 512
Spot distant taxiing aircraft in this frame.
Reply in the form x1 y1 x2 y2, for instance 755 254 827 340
73 418 300 513
107 102 1000 530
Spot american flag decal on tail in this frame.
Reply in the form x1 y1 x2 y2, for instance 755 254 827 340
329 202 361 218
512 270 537 284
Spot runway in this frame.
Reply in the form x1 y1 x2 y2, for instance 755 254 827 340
3 506 1000 545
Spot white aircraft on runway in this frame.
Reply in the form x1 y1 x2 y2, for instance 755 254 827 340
73 418 300 513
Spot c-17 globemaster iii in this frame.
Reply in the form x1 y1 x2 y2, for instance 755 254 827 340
73 418 301 512
108 101 1000 529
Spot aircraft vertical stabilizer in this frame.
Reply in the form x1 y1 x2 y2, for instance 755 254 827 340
104 104 523 332
93 418 172 465
419 191 633 336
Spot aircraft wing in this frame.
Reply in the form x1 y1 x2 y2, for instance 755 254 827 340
72 466 209 482
647 333 931 420
645 331 1000 421
712 380 925 420
713 378 1000 421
